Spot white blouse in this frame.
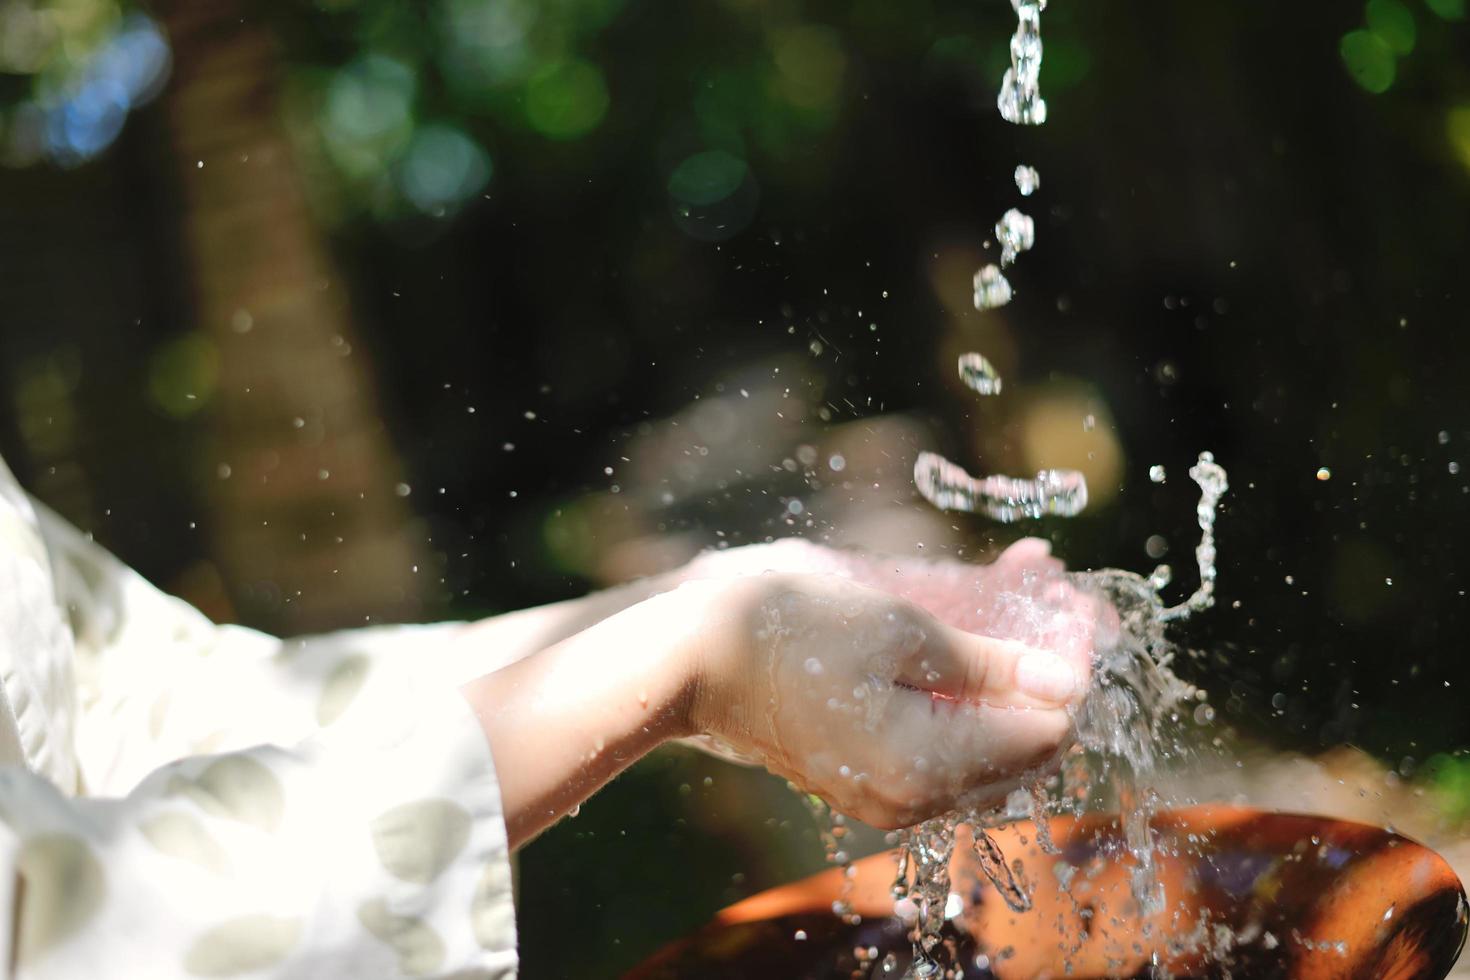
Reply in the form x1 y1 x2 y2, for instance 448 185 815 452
0 457 517 978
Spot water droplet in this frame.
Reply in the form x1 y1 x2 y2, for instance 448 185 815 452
997 0 1048 125
957 352 1003 395
394 482 412 497
1316 467 1332 481
1148 564 1173 590
793 929 807 941
1149 464 1167 484
972 264 1013 310
1014 164 1041 196
1083 413 1096 431
995 209 1035 266
913 452 1087 521
567 803 581 817
828 454 847 472
804 657 824 676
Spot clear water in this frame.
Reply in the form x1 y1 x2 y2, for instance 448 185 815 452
912 451 1088 522
997 0 1048 126
956 352 1002 396
971 264 1013 310
863 2 1232 972
995 208 1035 267
1014 165 1040 196
891 454 1229 974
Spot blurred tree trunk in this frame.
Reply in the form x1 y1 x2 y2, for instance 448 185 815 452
154 0 427 633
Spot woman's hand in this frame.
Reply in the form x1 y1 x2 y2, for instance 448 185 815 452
683 542 1102 828
461 538 1108 847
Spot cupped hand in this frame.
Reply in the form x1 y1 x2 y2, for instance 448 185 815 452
682 540 1108 829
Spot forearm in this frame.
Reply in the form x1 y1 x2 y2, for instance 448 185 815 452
447 574 678 682
459 582 722 850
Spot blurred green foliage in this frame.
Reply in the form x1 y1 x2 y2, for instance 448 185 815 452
4 0 1470 975
1426 753 1470 825
0 0 123 82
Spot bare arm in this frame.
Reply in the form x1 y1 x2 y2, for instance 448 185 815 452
461 562 1098 850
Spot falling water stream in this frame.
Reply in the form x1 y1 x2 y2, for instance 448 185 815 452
812 2 1234 975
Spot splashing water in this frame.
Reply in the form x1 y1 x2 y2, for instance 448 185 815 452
913 451 1087 521
1014 164 1040 196
801 793 860 921
972 264 1012 310
891 453 1230 974
956 352 1002 396
890 0 1232 971
995 208 1035 266
1157 451 1228 621
998 0 1048 125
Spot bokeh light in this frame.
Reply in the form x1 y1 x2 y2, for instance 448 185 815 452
667 149 758 241
1449 105 1470 172
397 123 492 214
1365 0 1416 55
1 10 169 167
1339 29 1396 94
437 0 539 96
322 54 417 179
769 25 846 113
147 333 220 420
524 58 609 140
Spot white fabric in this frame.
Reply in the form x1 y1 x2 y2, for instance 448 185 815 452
0 462 518 978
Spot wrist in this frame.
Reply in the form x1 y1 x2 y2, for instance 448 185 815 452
633 578 734 741
664 575 769 747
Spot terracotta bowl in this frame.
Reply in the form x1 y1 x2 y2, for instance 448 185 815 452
627 805 1468 979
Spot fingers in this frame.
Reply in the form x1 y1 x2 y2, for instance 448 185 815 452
870 683 1076 824
996 536 1054 566
995 536 1064 574
899 621 1085 708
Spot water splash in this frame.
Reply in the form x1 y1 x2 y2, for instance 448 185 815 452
957 352 1002 396
972 264 1013 310
1014 164 1041 196
1157 451 1228 621
913 451 1088 521
893 453 1229 973
998 0 1048 125
801 794 860 921
995 208 1035 266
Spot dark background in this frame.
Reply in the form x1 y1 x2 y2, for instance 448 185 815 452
2 0 1469 973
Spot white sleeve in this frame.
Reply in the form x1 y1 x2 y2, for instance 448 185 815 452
31 503 477 796
0 679 516 979
0 497 519 977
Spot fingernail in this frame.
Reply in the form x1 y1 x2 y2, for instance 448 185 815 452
1015 651 1080 702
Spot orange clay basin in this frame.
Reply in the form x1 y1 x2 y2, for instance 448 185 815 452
627 805 1468 979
